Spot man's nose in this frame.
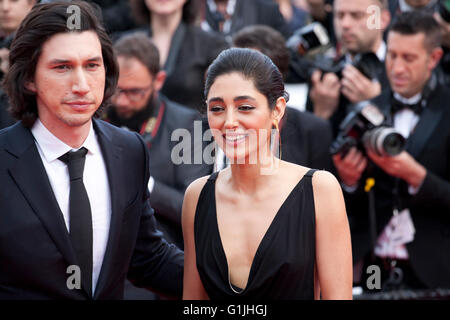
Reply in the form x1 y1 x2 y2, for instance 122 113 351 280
391 58 406 74
1 0 11 12
113 90 130 107
340 14 353 30
72 68 90 94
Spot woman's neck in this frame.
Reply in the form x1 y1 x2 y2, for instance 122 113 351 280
228 153 280 194
150 10 183 37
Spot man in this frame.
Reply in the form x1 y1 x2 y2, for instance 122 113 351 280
308 0 391 136
0 1 183 299
334 11 450 290
388 0 450 87
0 0 36 129
232 24 334 172
107 33 212 250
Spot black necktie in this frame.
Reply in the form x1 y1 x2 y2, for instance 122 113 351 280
59 147 93 297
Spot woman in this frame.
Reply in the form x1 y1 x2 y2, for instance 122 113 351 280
182 48 352 300
128 0 229 110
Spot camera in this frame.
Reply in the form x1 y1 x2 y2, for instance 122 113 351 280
330 101 406 157
286 22 330 56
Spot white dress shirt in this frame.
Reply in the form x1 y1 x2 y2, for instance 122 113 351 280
374 92 423 260
31 119 111 295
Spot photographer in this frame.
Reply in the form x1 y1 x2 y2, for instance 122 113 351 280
334 11 450 291
307 0 391 136
389 0 450 86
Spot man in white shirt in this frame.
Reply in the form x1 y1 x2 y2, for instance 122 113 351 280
0 1 183 299
333 10 450 291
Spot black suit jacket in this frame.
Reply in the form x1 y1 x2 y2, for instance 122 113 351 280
280 107 334 172
147 97 213 248
0 119 184 299
346 83 450 288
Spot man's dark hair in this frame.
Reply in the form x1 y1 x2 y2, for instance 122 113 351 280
389 10 442 52
129 0 199 26
232 25 290 79
2 1 119 128
114 32 160 76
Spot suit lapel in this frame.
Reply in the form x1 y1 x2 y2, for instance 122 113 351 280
406 92 445 158
92 119 125 299
6 123 78 269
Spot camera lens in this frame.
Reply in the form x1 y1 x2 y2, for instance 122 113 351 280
363 127 405 156
382 132 405 156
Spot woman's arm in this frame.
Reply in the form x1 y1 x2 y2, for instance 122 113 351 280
312 170 353 300
182 176 210 300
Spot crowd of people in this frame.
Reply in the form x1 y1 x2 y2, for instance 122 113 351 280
0 0 449 300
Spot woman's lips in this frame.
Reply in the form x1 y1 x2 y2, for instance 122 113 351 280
223 133 248 147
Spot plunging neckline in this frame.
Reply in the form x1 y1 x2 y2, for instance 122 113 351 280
211 171 309 295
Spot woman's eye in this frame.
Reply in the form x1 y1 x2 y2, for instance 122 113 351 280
209 106 224 112
238 105 255 111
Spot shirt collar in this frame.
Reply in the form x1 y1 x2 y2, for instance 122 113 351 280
393 91 422 105
345 41 386 64
31 119 98 163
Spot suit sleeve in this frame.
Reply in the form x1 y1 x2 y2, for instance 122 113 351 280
412 170 450 211
127 132 184 298
149 111 213 227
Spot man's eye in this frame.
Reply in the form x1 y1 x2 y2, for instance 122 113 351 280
54 65 70 70
86 63 100 69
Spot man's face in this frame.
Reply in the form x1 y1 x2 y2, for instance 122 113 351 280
386 32 438 98
27 31 106 133
334 0 385 55
111 56 155 119
0 0 35 35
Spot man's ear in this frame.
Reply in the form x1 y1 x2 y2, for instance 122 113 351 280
428 47 443 71
25 81 36 93
153 70 166 92
272 96 286 123
381 9 391 31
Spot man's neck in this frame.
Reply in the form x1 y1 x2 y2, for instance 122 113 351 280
38 117 92 149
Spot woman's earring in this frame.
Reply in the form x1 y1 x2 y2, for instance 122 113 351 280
271 120 282 160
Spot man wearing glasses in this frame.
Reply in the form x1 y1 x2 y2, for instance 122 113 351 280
107 33 212 252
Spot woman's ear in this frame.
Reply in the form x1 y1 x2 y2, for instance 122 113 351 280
271 96 286 124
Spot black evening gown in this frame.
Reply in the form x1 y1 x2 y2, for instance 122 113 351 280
194 169 317 300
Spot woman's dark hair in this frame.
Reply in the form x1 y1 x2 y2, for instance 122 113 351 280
2 1 119 127
129 0 199 26
204 48 289 111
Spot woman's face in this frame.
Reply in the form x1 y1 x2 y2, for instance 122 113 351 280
144 0 186 16
207 72 281 164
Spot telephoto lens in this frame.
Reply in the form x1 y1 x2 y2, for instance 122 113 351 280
363 127 406 157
